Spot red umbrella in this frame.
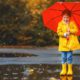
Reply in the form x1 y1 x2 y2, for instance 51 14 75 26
42 2 80 35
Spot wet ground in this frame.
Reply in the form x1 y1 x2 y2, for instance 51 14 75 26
0 47 79 80
0 64 80 80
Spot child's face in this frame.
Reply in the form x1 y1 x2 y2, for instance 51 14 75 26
62 14 70 24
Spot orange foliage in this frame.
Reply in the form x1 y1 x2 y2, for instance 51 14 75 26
27 0 50 15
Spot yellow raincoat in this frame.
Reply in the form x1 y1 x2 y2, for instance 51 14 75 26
57 20 80 51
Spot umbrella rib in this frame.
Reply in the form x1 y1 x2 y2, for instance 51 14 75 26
62 3 67 10
72 15 80 29
71 3 77 11
72 12 80 16
73 10 80 12
47 15 62 24
49 9 63 11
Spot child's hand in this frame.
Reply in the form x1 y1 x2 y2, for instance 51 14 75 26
64 33 68 37
66 32 70 36
66 28 70 37
64 32 70 37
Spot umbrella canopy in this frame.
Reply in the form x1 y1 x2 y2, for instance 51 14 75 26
42 2 80 35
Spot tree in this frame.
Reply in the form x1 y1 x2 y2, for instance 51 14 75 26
0 0 32 45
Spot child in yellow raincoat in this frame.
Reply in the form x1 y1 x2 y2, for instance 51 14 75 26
57 10 80 76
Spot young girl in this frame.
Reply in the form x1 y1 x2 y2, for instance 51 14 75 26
57 10 80 76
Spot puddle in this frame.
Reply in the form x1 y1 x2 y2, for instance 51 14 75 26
0 48 79 79
0 53 37 57
0 64 79 80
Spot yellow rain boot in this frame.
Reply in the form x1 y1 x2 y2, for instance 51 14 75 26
60 75 67 80
67 64 73 76
60 64 67 76
67 76 73 80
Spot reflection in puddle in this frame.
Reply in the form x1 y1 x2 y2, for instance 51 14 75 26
0 53 38 57
0 64 79 80
60 76 73 80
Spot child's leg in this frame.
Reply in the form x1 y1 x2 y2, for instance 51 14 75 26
67 51 72 64
61 51 67 64
60 52 67 75
67 51 73 75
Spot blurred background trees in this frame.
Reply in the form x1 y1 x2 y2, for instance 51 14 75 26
0 0 32 45
0 0 79 46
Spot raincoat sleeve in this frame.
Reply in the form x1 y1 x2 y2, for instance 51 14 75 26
57 22 64 37
70 21 78 34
